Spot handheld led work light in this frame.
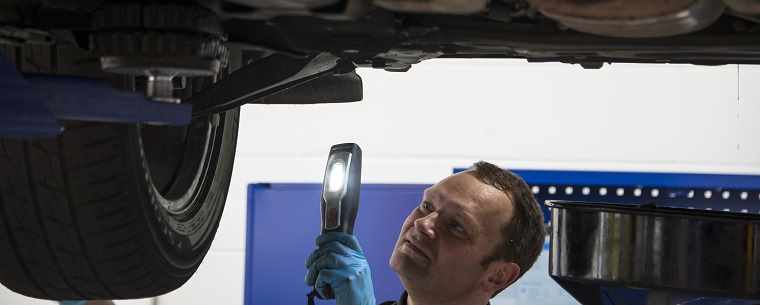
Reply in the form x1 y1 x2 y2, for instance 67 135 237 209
307 143 363 303
320 143 362 234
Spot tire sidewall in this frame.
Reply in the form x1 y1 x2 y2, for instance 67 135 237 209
131 109 239 271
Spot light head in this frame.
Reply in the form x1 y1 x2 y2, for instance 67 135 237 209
320 143 362 234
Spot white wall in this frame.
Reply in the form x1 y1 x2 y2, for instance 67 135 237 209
4 60 760 305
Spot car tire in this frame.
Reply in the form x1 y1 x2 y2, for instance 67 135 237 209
0 106 239 299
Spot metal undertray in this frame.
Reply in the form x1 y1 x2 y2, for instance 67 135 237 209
547 201 760 305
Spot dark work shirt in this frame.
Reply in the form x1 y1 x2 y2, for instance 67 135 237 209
380 292 490 305
379 291 409 305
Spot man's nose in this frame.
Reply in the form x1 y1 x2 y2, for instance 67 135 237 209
413 211 438 240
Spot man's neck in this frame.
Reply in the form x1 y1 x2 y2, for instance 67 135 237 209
405 289 488 305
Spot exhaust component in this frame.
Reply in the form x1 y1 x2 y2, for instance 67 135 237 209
225 0 341 10
724 0 760 14
528 0 725 38
212 0 370 20
548 201 760 299
374 0 487 14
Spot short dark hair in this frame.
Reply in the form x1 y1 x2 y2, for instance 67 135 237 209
467 161 544 295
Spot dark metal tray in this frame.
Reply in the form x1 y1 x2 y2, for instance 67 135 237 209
547 200 760 298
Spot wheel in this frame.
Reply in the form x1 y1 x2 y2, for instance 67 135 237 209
0 107 239 299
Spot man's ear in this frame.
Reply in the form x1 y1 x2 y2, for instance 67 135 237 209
482 261 520 295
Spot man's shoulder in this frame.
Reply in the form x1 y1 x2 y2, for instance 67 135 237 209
380 291 407 305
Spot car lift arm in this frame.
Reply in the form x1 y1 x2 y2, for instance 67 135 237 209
1 52 363 138
190 52 361 117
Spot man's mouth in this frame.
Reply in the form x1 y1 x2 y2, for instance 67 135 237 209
404 239 431 262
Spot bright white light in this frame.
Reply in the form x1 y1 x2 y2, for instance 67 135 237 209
599 188 607 196
565 187 573 195
687 190 694 198
531 186 540 194
740 192 748 200
328 161 346 192
616 188 624 197
722 191 730 200
582 187 590 195
548 186 557 195
633 188 642 197
704 190 713 199
651 189 659 198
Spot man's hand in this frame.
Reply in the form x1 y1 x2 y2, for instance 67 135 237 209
305 232 376 305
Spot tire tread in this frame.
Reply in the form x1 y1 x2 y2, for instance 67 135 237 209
0 42 239 300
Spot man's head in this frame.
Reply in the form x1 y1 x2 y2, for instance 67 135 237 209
389 161 544 302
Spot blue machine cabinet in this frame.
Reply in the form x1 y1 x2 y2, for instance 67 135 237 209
244 184 425 305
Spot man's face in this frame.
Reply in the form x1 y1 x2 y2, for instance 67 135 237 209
389 171 515 298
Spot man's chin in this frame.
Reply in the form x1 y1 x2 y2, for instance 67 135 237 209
390 251 429 278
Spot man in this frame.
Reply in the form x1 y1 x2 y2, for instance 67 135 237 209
306 161 545 305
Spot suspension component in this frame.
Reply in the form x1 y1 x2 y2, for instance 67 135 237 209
91 3 228 103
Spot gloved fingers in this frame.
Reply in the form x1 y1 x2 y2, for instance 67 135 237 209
316 232 363 252
305 240 362 268
305 248 322 269
305 267 317 286
314 269 354 298
305 246 339 269
305 253 352 285
305 256 329 286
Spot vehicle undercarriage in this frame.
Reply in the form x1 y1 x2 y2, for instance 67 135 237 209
1 0 758 300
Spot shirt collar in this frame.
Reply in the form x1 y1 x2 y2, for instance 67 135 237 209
398 291 408 305
398 291 491 305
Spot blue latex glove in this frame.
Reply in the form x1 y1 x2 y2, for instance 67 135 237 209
305 232 376 305
59 301 87 305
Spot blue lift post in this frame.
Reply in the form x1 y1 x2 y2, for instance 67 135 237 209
0 56 191 138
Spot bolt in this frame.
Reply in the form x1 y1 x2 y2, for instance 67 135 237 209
146 74 179 103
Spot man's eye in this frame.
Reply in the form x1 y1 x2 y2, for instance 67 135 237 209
420 202 432 212
450 222 465 234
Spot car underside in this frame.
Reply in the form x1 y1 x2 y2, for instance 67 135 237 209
0 0 758 300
